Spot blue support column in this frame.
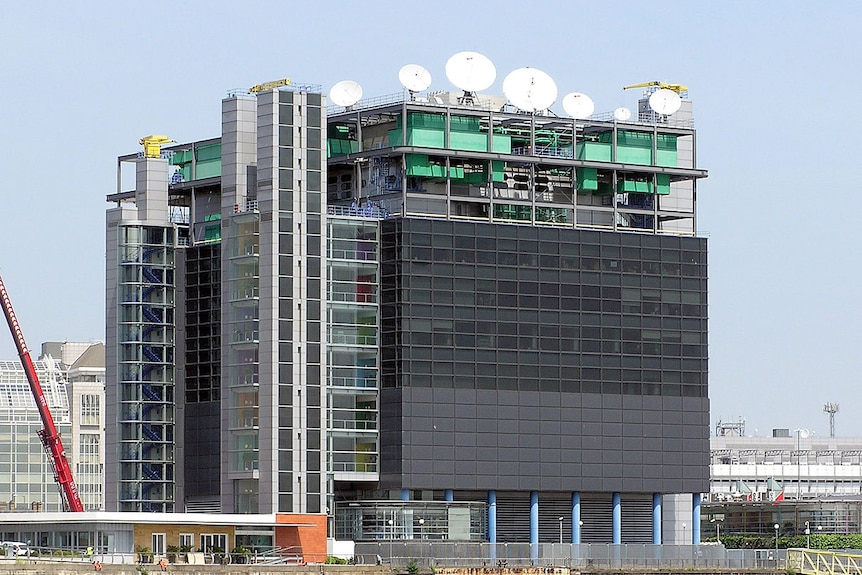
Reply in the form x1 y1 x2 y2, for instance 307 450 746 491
401 489 410 502
530 491 539 562
652 493 662 545
612 492 621 544
572 492 581 544
692 493 702 545
488 491 497 558
444 489 454 502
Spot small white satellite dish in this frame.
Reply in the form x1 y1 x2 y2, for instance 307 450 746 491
562 92 595 119
329 80 363 107
502 67 558 113
445 51 496 93
614 107 632 121
797 428 810 439
648 88 682 115
399 64 432 93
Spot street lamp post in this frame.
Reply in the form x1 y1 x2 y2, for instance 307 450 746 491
805 520 810 549
682 523 686 545
559 516 564 544
388 519 394 562
417 518 425 564
774 523 780 565
711 517 723 543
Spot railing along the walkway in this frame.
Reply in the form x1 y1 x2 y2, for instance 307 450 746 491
355 541 786 570
788 548 862 575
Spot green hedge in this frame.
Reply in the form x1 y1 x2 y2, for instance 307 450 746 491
709 533 862 549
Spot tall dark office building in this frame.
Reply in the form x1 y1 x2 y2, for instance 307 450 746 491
105 65 708 545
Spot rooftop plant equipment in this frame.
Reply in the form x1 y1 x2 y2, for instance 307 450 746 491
0 274 84 512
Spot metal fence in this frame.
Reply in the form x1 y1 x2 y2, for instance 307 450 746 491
354 542 788 570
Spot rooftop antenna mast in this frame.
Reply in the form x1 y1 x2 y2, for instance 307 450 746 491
824 402 839 438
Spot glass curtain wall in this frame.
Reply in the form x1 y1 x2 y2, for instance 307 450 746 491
116 225 176 512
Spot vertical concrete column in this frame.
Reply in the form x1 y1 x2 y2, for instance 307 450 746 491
652 493 662 545
444 489 454 502
692 493 702 545
612 492 621 544
572 492 581 544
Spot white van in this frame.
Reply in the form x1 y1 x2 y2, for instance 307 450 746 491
0 541 30 557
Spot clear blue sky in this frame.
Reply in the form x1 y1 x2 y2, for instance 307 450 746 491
1 1 860 436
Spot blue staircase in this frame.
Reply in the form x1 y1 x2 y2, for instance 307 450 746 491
142 363 157 380
142 464 161 481
142 384 161 402
142 248 160 263
142 267 162 284
142 306 161 324
142 284 158 300
142 345 161 363
142 424 161 442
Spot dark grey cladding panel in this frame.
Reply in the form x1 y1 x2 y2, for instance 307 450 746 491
380 218 709 494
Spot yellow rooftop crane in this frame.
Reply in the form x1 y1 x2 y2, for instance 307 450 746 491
623 81 688 94
139 135 175 158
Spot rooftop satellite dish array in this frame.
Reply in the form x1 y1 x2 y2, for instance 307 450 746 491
329 51 684 119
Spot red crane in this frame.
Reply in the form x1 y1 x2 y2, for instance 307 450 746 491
0 274 84 512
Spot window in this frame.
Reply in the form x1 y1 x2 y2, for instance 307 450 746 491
200 534 227 553
81 394 100 426
152 533 166 556
179 533 193 550
79 434 100 463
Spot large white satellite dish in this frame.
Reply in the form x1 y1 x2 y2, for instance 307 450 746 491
329 80 363 107
614 107 632 121
399 64 432 93
648 88 682 115
445 51 496 92
502 67 558 113
562 92 595 119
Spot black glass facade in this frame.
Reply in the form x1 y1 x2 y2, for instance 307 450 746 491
182 243 222 500
379 217 709 494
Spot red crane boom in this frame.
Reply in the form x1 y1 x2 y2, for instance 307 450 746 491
0 274 84 512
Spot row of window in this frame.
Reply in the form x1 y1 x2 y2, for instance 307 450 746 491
404 293 704 316
402 247 704 273
384 304 707 328
404 319 703 338
393 216 700 244
384 375 705 396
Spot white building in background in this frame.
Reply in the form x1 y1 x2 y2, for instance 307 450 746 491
710 419 862 503
61 342 106 511
0 342 105 512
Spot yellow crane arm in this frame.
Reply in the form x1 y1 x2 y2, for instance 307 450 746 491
139 135 175 158
623 81 689 94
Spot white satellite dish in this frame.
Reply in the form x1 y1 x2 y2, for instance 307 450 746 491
648 88 682 115
562 92 595 119
502 67 558 113
445 51 496 93
614 107 632 121
399 64 432 93
329 80 363 107
797 428 810 439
